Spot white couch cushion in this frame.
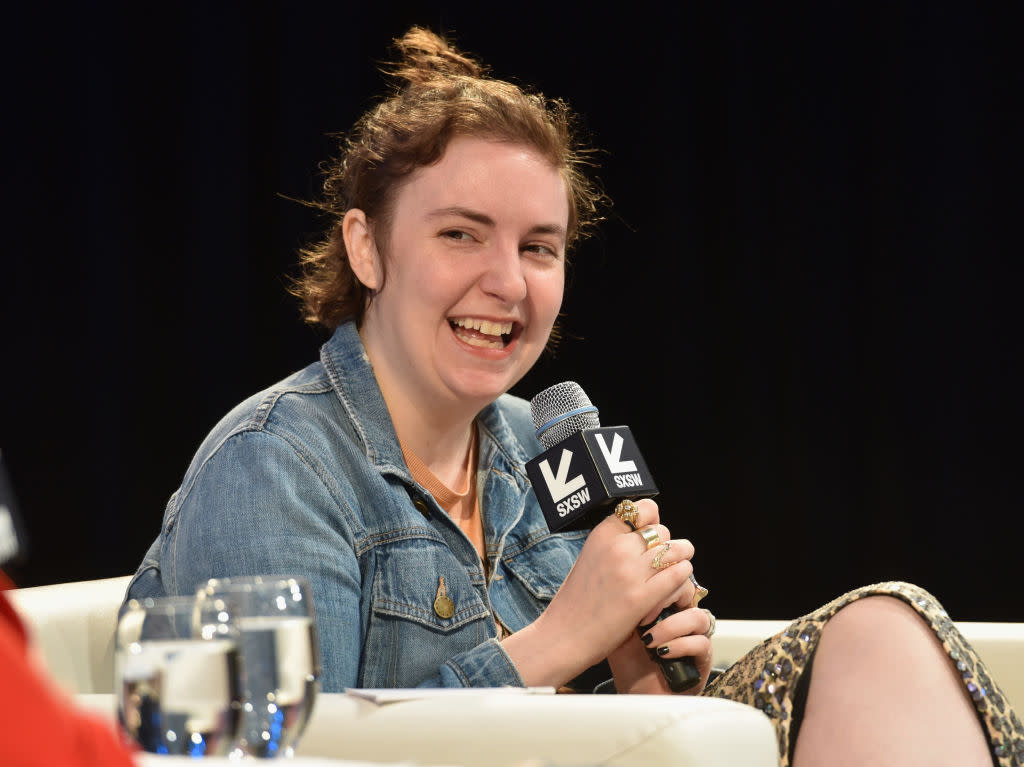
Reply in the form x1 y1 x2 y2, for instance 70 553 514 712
7 575 131 695
75 691 781 767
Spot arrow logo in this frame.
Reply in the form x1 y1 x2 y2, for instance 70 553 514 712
594 433 637 473
538 449 587 502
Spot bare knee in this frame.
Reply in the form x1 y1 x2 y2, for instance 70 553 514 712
816 595 946 673
795 595 992 767
826 595 926 635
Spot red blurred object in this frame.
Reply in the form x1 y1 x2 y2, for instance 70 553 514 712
0 570 139 767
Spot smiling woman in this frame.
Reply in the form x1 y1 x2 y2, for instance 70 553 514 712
122 25 1021 767
344 136 568 429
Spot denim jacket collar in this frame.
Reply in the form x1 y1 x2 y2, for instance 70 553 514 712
319 321 535 497
318 320 406 475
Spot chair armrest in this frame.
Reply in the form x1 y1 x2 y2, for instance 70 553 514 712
75 691 780 767
303 693 779 767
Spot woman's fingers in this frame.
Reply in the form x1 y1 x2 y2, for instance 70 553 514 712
639 568 694 626
628 525 672 554
643 538 695 567
607 497 660 532
639 606 715 658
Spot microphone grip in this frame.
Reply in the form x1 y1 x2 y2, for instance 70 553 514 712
637 606 702 692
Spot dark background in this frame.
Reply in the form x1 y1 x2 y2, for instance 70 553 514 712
4 3 1021 622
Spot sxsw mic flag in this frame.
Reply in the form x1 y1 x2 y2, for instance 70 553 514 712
526 383 659 533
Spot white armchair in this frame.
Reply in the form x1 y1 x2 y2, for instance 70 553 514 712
8 576 1024 767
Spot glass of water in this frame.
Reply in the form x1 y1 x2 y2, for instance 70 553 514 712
196 575 321 759
114 595 244 756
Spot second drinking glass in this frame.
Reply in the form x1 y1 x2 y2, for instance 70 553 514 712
195 574 321 759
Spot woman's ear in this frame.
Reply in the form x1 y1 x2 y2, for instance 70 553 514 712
343 208 382 291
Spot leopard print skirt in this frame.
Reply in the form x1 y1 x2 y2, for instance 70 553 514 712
702 581 1023 766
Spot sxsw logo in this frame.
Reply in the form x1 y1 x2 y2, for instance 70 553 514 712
537 449 591 517
532 427 652 517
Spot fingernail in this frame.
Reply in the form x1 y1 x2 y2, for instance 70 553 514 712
656 645 671 656
640 632 653 645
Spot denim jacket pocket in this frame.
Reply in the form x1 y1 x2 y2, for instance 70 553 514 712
361 536 492 687
501 531 587 600
487 531 586 632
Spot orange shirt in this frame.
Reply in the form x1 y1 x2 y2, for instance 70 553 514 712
399 432 486 564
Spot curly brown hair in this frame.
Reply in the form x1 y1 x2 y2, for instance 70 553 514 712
290 26 608 331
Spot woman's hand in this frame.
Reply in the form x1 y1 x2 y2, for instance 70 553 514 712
502 499 692 688
603 526 715 695
607 602 715 695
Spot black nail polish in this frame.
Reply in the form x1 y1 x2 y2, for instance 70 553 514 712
657 645 671 656
637 608 702 692
640 632 653 645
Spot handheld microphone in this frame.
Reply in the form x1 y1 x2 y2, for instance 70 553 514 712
525 381 701 692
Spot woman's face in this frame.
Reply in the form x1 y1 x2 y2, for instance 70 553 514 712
358 136 568 416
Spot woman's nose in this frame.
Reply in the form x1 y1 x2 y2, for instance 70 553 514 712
479 241 528 304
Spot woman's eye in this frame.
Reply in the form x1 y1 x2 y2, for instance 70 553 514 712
441 230 472 241
523 243 559 258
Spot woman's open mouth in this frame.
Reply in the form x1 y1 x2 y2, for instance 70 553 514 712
449 317 519 349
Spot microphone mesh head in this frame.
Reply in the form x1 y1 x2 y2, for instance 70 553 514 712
530 381 601 448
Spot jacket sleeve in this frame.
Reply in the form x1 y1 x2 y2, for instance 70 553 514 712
157 429 527 691
159 429 366 693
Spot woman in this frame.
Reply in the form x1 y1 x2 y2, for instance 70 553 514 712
125 27 1020 766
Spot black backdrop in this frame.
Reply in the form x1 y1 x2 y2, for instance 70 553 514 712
4 3 1022 622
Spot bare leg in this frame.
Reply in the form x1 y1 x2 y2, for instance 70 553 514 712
792 595 991 767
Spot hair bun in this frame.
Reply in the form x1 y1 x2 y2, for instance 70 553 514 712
389 26 484 85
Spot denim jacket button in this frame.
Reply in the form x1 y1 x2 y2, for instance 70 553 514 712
413 497 430 518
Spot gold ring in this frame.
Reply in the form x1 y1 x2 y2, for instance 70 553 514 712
703 609 716 638
634 527 661 550
690 574 710 607
613 499 639 529
651 542 673 570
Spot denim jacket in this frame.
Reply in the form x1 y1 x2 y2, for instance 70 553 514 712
124 321 588 691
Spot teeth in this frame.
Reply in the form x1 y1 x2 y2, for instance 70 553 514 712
461 335 504 349
452 318 513 337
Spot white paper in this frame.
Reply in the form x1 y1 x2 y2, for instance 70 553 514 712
343 686 557 704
